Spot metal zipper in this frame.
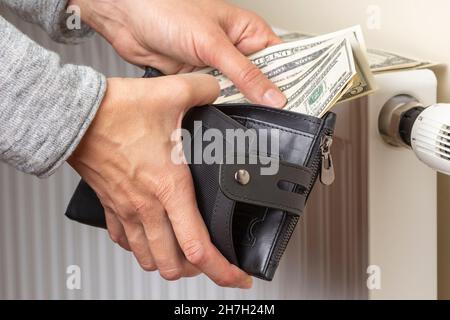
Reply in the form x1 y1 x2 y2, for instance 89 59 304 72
270 130 335 269
305 129 334 192
320 134 335 186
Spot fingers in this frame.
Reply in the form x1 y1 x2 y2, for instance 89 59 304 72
107 198 199 278
105 208 131 251
120 218 157 271
143 53 193 75
267 35 284 46
139 199 199 280
234 29 283 56
207 36 286 108
158 165 253 289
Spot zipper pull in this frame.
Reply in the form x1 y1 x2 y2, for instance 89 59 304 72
320 135 335 186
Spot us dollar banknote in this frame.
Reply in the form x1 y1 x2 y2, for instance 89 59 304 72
278 30 435 73
367 48 435 73
219 37 357 117
215 40 336 103
194 26 376 117
276 26 376 104
283 38 357 117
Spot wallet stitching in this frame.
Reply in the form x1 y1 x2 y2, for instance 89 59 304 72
207 107 248 130
225 116 316 161
240 118 316 139
219 105 323 125
234 118 319 167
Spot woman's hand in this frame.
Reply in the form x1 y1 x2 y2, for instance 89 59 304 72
68 74 252 289
70 0 286 108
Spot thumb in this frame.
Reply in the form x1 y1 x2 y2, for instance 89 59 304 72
173 73 221 111
160 165 252 288
207 37 287 108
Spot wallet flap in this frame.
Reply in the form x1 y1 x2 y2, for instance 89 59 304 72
216 104 324 135
183 106 248 135
219 155 312 215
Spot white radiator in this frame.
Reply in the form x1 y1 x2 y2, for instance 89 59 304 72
0 12 436 300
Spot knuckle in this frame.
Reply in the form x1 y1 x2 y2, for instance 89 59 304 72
123 190 149 214
239 64 264 85
155 181 173 206
118 240 131 252
118 198 150 222
182 239 207 266
198 33 225 65
113 183 148 221
131 198 149 215
159 267 183 281
248 12 269 28
126 231 145 247
141 212 165 232
127 238 141 250
140 261 157 272
156 173 183 205
109 232 122 244
117 209 138 223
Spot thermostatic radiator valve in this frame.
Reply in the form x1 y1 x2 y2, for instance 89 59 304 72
379 94 450 175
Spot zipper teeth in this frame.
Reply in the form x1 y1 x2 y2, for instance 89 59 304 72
272 216 299 263
308 153 322 191
270 128 333 268
306 128 333 192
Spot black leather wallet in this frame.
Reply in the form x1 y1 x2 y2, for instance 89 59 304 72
64 69 337 281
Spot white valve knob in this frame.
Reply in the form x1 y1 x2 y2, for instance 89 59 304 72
379 95 450 175
411 104 450 175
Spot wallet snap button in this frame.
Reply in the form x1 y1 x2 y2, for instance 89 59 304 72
234 169 250 185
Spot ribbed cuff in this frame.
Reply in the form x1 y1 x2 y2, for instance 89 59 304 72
46 0 95 44
0 0 95 44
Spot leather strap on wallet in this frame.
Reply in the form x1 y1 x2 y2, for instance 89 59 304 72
64 68 337 281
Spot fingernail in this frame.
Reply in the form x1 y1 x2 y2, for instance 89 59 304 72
240 276 253 289
262 89 287 108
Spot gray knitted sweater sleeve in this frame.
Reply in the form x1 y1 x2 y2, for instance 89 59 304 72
0 1 106 177
0 0 94 43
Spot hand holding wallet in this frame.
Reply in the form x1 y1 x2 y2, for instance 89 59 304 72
64 69 337 281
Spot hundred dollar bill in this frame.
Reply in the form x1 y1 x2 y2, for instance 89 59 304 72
194 26 375 117
275 26 376 103
215 39 337 103
279 30 436 74
273 27 312 41
368 48 421 72
217 42 336 104
221 37 357 118
284 38 357 117
197 32 344 85
367 48 436 73
198 26 376 109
